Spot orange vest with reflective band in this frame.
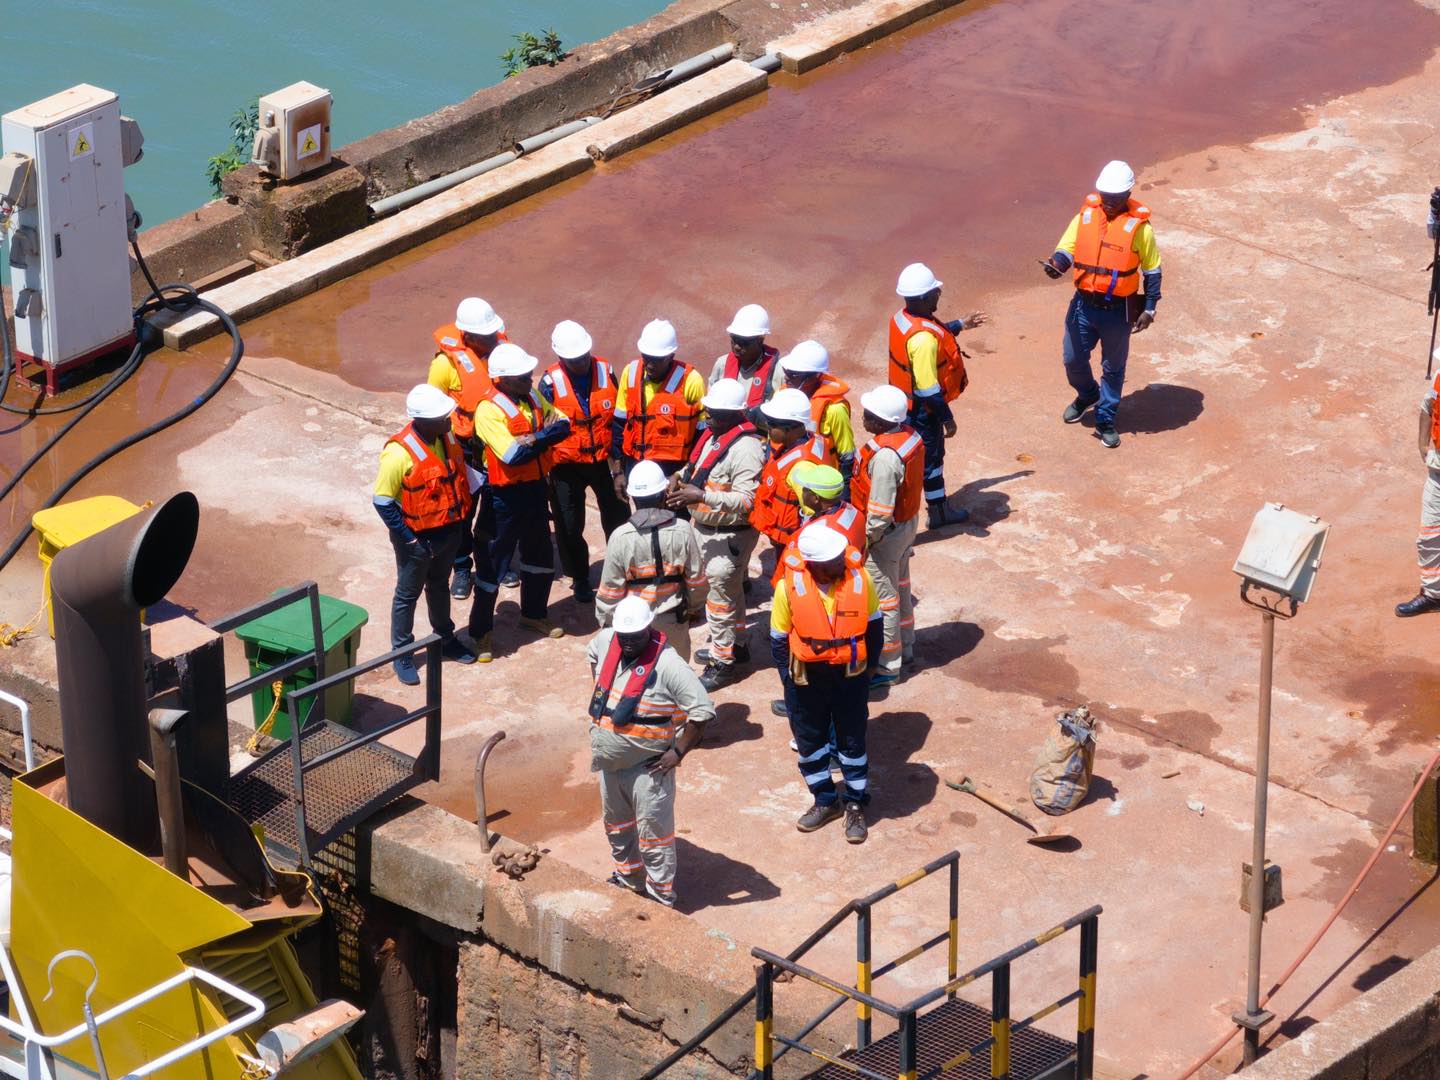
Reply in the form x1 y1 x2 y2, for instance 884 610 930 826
721 345 780 409
389 423 474 531
887 310 967 404
853 428 925 524
1072 193 1150 299
545 358 616 466
783 548 870 668
1431 371 1440 451
751 435 834 544
807 373 851 428
771 502 866 585
621 360 701 463
481 389 546 486
433 324 503 440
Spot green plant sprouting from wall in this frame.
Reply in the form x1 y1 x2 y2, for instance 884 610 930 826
205 99 260 197
501 29 566 77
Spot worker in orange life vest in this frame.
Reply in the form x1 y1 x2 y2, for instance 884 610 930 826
610 319 707 495
770 522 882 844
1040 160 1163 449
1398 350 1440 617
778 340 855 487
539 320 629 604
751 388 834 555
889 263 988 528
372 384 480 684
708 304 781 426
429 296 507 600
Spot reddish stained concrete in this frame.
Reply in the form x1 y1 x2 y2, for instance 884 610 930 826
4 0 1440 1072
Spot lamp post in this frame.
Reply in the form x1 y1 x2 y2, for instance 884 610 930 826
1231 503 1330 1065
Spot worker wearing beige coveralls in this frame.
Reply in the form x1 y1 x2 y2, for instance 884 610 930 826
588 596 715 907
1397 354 1440 617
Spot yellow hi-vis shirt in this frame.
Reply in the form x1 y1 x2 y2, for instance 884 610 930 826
427 354 464 395
473 392 559 465
373 436 446 501
770 567 881 634
612 364 706 420
906 333 943 398
1055 215 1162 271
817 401 855 457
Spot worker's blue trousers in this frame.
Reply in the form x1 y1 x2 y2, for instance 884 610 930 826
1062 293 1132 427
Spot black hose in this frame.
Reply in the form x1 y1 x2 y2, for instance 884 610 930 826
0 242 244 575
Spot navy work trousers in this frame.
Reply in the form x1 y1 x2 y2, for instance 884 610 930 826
790 663 870 806
467 480 556 637
1062 293 1132 427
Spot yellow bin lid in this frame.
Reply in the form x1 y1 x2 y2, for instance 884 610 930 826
32 496 143 549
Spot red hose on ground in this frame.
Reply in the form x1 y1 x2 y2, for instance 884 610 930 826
1171 747 1440 1080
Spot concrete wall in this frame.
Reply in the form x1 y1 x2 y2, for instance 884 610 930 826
360 802 838 1079
1244 941 1440 1080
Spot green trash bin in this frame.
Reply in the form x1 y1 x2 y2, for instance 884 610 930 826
235 593 370 740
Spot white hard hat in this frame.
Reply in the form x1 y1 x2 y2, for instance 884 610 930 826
406 383 456 420
780 339 830 374
726 303 771 338
761 387 813 427
860 384 909 425
612 595 656 633
455 296 505 336
627 460 669 499
796 522 847 563
1095 160 1136 195
551 320 593 360
488 342 538 378
896 262 942 298
637 319 679 357
701 377 748 412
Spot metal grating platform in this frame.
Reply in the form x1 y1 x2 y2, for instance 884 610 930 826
809 998 1077 1080
228 721 419 864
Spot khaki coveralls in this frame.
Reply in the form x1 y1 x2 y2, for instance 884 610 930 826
862 442 918 675
688 432 765 665
595 510 708 661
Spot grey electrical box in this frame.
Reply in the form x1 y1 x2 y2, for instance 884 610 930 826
254 82 332 181
1233 503 1330 604
1240 860 1284 915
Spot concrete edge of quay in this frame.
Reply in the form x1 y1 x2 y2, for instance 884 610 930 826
139 0 969 349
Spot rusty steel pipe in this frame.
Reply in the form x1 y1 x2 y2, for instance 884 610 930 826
473 731 507 853
148 708 190 880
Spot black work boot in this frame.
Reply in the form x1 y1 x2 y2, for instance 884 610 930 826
450 566 474 600
1096 424 1120 449
927 501 970 529
1396 592 1440 617
1063 395 1099 423
844 803 868 844
796 801 843 833
700 662 738 691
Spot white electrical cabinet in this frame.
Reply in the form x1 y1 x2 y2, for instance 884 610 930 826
2 84 135 389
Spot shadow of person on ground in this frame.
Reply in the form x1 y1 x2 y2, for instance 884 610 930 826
699 701 763 749
1079 382 1203 435
912 619 984 670
675 837 781 913
916 470 1033 544
866 709 937 823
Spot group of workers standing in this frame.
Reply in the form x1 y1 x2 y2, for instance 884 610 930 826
371 160 1164 905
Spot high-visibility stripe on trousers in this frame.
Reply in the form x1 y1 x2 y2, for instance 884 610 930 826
1420 467 1440 598
599 759 677 907
699 526 760 664
866 515 918 675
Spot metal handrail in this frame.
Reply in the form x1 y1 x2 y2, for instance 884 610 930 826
212 583 327 717
751 949 900 1018
772 1033 891 1080
0 691 35 772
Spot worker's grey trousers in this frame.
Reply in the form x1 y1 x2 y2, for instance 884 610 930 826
697 525 759 665
1419 466 1440 597
866 516 918 674
599 761 676 906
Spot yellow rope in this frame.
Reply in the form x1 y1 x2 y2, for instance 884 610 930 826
0 565 49 648
245 680 288 755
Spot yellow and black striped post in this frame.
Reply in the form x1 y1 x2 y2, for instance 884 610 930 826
991 962 1012 1080
947 859 959 998
897 1011 918 1080
856 903 873 1049
1076 914 1098 1080
755 961 774 1080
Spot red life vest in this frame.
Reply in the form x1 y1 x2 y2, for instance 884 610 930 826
1072 193 1150 299
545 358 616 466
783 548 870 669
587 630 673 742
620 360 701 463
720 345 780 409
887 310 967 405
432 323 503 439
481 389 547 486
1431 371 1440 451
750 435 833 544
853 428 925 524
389 423 474 531
684 422 759 487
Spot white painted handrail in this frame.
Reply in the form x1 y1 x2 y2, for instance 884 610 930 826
0 691 35 772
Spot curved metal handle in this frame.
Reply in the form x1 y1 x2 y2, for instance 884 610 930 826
474 731 507 854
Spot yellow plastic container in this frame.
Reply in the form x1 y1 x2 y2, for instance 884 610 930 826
32 495 144 638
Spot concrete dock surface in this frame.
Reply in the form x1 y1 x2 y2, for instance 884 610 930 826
4 0 1440 1070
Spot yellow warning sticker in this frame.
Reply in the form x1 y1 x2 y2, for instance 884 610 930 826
69 123 94 160
296 123 322 160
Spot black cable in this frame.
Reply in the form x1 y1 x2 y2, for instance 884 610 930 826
0 242 244 575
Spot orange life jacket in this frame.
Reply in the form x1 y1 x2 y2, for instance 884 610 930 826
720 345 780 409
389 423 474 531
887 310 967 404
621 360 701 463
783 547 870 669
770 501 867 585
481 388 547 486
432 323 503 440
587 630 676 744
1431 371 1440 451
853 428 925 524
807 374 851 429
545 358 616 466
751 435 834 544
1072 193 1150 299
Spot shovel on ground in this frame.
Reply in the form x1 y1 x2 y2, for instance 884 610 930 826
945 776 1072 846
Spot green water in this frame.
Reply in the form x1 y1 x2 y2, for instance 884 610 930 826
0 0 668 229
